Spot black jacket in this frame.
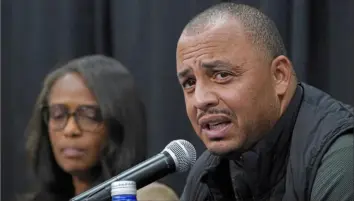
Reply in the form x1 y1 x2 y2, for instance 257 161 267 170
180 83 354 201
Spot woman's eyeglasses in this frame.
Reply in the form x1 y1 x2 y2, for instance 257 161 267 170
42 104 103 132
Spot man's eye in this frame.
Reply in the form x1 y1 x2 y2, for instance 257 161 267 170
182 79 196 89
215 72 231 79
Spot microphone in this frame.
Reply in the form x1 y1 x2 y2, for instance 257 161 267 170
70 139 197 201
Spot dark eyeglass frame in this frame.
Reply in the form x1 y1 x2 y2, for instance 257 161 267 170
41 104 104 132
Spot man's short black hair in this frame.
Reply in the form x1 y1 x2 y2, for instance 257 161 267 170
183 3 287 60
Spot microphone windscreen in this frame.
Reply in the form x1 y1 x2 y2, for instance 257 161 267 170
162 139 197 172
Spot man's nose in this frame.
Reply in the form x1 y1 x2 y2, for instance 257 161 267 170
193 83 218 110
63 116 81 137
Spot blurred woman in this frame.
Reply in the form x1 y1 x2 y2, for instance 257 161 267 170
24 55 178 201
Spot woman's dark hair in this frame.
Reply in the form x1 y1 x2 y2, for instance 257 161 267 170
25 55 147 200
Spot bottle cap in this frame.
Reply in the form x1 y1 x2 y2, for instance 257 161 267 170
111 181 137 196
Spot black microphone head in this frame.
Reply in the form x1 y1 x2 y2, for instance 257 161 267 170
162 139 197 173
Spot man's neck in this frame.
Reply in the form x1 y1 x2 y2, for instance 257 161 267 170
227 83 303 199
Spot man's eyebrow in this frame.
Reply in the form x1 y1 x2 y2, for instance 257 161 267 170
177 67 192 79
201 60 233 69
177 60 236 79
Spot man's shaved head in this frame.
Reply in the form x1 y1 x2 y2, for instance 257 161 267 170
176 3 296 155
182 3 287 61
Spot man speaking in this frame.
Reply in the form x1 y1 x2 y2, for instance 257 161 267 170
176 3 353 201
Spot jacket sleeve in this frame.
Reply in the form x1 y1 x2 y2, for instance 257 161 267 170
310 133 354 201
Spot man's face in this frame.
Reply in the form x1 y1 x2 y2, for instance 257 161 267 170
176 21 281 155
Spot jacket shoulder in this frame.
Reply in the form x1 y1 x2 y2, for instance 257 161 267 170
301 83 354 119
295 83 354 160
285 83 354 201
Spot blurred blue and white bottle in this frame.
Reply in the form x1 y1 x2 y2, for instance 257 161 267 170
111 181 137 201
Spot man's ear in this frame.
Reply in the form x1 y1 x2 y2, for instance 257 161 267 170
270 55 293 97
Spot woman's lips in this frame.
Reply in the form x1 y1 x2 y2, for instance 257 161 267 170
61 147 85 158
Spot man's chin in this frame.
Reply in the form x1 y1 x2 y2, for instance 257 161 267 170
206 141 242 158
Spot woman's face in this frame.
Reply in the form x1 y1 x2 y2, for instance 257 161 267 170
46 72 107 176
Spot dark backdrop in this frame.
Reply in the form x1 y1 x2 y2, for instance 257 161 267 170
2 0 354 200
